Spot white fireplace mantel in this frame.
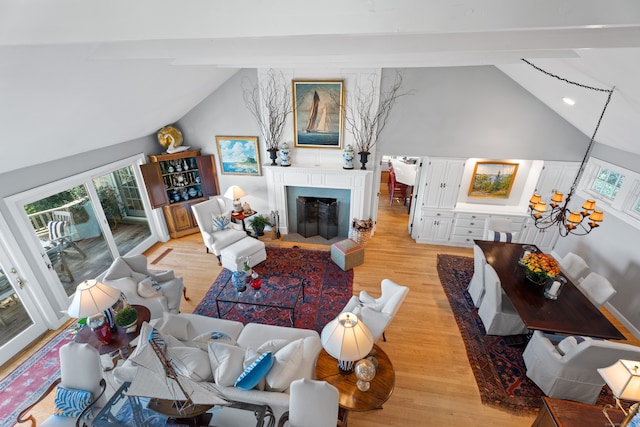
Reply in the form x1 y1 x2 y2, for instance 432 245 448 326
265 165 374 236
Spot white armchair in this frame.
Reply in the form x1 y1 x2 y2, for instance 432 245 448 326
17 342 106 427
558 252 590 283
523 330 640 404
96 254 184 319
341 278 409 342
577 272 617 307
191 197 247 264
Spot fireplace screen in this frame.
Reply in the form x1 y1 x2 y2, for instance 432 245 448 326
296 197 338 239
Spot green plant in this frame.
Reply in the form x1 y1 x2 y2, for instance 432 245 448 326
115 306 138 327
248 215 270 229
97 185 123 228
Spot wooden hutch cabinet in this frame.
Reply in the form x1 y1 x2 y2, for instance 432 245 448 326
140 149 219 238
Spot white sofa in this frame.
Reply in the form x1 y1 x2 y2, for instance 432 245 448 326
113 313 323 421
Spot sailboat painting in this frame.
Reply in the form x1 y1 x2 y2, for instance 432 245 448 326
293 80 343 148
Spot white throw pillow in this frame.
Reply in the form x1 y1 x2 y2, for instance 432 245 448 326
191 331 237 351
256 339 290 355
557 336 578 356
168 346 212 382
487 230 518 243
130 271 148 283
207 342 246 387
137 277 162 298
157 312 191 341
265 338 305 392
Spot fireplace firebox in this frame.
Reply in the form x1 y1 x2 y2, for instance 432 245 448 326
296 197 339 239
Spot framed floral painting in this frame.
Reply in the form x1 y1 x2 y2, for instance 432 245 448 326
292 80 344 148
468 161 519 198
215 136 261 176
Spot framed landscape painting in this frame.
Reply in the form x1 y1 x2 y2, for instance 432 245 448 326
215 136 261 176
292 80 344 149
468 161 519 198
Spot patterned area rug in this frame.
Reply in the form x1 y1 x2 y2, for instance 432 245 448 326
437 254 614 416
194 246 353 333
0 325 75 427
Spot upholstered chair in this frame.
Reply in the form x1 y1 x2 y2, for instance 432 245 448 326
577 272 617 307
96 254 185 319
278 378 339 427
482 217 517 242
477 264 528 336
17 342 106 427
558 252 590 283
523 330 640 404
467 244 487 307
190 196 247 264
341 278 409 342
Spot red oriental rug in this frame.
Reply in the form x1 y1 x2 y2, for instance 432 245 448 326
194 246 353 333
437 254 614 415
0 325 75 427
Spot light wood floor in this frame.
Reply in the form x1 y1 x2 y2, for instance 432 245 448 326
4 191 638 426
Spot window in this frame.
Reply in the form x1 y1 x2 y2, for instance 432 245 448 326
590 167 624 200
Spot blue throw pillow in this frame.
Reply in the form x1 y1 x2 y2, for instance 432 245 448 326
235 352 274 390
212 214 230 231
53 386 93 418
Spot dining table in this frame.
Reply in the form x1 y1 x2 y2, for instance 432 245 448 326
474 240 626 340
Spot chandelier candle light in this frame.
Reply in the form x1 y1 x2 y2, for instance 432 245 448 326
523 59 614 237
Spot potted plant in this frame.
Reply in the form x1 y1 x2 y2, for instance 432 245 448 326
115 306 138 332
248 215 270 236
520 253 561 285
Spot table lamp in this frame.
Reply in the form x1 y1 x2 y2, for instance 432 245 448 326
598 359 640 426
224 185 246 212
67 279 121 344
321 312 374 373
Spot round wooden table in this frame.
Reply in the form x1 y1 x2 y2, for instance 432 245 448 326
315 343 395 423
75 304 151 357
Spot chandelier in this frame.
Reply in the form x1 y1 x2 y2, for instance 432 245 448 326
523 59 615 237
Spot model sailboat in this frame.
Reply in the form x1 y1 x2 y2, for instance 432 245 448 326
126 330 227 417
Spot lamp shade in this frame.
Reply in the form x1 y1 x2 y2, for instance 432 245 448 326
590 209 604 222
224 185 246 201
567 211 582 224
529 194 541 204
321 312 374 362
582 199 597 211
598 359 640 401
551 192 564 203
66 280 121 319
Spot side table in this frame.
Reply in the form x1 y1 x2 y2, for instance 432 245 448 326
532 397 625 427
232 210 257 235
74 304 151 369
315 343 395 426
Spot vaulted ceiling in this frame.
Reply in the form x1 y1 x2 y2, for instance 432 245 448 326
2 1 640 173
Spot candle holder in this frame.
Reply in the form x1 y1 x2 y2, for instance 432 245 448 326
544 275 567 300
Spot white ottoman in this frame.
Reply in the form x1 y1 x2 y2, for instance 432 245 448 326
220 237 267 271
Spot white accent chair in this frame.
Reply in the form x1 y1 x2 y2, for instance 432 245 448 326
467 244 487 307
577 272 617 307
341 278 409 342
278 378 340 427
477 264 528 336
17 342 106 427
191 197 247 264
523 330 640 404
96 254 185 319
558 252 590 283
482 217 517 242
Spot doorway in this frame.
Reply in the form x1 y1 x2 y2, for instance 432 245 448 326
378 155 422 235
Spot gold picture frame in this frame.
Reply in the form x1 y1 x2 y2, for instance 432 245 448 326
292 80 344 148
468 161 519 198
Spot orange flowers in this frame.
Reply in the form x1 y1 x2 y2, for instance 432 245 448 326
521 253 560 279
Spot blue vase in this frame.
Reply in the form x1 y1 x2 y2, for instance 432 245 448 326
232 271 247 292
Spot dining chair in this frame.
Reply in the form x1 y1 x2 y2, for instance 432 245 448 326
477 264 528 336
467 244 487 307
558 252 590 283
482 217 517 242
388 168 409 206
278 378 340 427
577 272 617 307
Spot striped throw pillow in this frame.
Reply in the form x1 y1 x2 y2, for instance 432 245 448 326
48 220 66 240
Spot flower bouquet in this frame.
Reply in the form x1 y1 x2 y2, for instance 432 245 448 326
520 252 560 285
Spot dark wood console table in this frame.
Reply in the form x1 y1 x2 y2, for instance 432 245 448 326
532 397 624 427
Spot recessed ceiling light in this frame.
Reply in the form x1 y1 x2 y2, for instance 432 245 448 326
562 97 575 106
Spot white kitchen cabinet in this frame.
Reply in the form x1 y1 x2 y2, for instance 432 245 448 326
534 161 580 201
415 211 454 244
421 159 465 209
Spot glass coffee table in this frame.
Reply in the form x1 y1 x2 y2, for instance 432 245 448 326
93 382 275 427
215 275 304 327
